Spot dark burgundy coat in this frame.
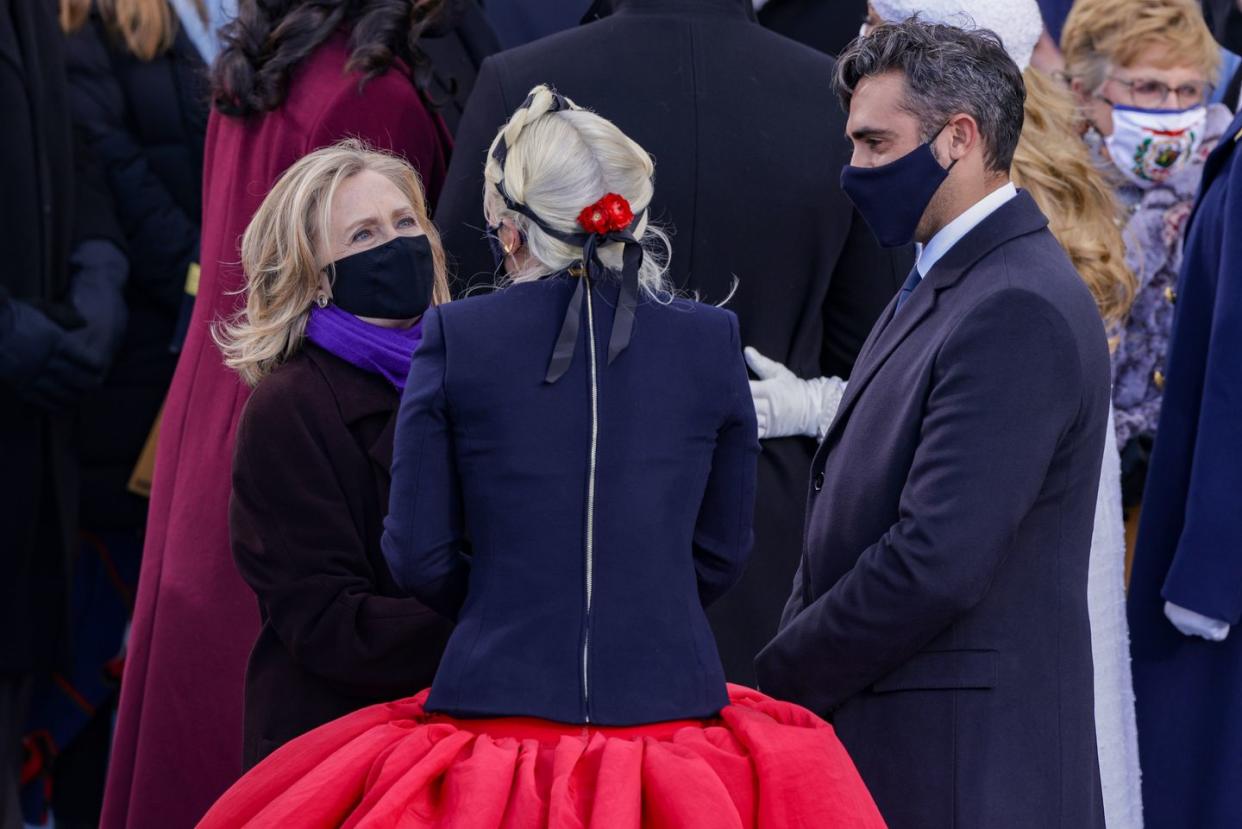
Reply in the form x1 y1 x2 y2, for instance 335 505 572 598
101 31 453 828
230 345 452 769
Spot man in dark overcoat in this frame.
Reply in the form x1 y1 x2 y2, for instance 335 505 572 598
433 0 910 684
755 22 1110 828
0 0 127 820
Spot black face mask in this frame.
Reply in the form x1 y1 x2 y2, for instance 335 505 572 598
839 126 957 248
328 235 435 319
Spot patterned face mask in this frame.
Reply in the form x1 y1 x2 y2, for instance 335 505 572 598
1104 104 1208 188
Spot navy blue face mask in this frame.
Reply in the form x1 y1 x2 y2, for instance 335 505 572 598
328 234 435 319
840 127 958 248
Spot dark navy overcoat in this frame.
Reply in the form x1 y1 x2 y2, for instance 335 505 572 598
1128 111 1242 829
756 193 1111 829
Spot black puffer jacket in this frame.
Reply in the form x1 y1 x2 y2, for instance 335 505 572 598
64 11 208 530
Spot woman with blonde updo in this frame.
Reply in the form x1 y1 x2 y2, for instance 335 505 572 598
199 85 885 829
215 140 453 772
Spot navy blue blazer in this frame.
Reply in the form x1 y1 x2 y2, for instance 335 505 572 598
756 192 1110 828
382 274 759 725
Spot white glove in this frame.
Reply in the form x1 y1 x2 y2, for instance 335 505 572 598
744 347 845 442
1164 601 1231 642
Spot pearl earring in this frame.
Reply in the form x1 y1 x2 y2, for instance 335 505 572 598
315 294 329 308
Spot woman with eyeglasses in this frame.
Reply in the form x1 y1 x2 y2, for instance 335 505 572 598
1062 0 1231 527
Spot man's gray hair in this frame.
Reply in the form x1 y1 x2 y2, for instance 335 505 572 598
835 19 1026 174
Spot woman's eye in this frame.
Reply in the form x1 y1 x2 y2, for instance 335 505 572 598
397 216 417 229
351 228 372 243
1177 84 1206 103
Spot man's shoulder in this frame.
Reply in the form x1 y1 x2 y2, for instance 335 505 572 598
955 229 1107 354
994 228 1099 306
484 12 837 94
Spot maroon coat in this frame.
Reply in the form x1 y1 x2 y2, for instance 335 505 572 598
101 33 451 829
231 345 450 769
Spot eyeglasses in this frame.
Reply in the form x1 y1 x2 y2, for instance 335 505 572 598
1107 76 1213 109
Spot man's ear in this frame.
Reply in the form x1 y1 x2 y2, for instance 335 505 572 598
944 113 980 162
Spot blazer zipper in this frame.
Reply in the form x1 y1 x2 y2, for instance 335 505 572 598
582 276 599 723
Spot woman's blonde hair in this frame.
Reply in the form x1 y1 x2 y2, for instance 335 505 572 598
1061 0 1221 91
482 85 672 297
60 0 204 61
1011 67 1136 330
215 139 450 387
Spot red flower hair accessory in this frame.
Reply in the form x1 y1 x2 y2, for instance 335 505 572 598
577 193 634 235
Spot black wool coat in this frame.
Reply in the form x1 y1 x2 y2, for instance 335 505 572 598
65 14 209 532
757 0 869 57
433 0 911 683
230 345 453 769
420 0 501 136
0 0 122 673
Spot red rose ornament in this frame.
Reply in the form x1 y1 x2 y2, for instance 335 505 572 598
577 193 634 234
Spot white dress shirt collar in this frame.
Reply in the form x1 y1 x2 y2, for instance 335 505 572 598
915 182 1018 278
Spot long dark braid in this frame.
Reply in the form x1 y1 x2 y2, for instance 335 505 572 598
211 0 443 117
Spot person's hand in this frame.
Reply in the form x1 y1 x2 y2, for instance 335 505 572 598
744 347 845 441
1164 601 1231 642
0 299 106 411
66 240 129 370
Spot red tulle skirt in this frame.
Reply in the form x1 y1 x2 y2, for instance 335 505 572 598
197 685 885 828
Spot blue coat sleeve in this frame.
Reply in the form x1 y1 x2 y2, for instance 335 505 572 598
1160 149 1242 624
382 308 470 619
692 312 760 607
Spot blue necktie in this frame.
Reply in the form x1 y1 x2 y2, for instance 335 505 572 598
894 266 923 313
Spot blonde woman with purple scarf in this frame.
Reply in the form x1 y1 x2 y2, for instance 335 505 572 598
212 140 454 770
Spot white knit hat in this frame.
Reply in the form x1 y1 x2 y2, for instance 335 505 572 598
871 0 1044 71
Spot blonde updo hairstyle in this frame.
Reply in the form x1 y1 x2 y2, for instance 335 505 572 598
483 85 672 297
215 139 450 387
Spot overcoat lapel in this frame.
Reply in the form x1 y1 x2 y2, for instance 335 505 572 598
816 191 1051 457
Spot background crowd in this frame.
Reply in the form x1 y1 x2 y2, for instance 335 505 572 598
1 0 1240 826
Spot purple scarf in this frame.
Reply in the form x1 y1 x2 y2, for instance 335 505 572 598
304 304 423 390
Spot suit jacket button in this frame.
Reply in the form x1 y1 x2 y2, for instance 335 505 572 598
813 473 825 492
1153 369 1166 390
1164 286 1177 304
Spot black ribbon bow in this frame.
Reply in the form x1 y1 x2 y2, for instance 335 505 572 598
491 90 645 384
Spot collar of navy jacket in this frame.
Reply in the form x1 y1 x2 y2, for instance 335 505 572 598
816 188 1051 457
1191 107 1242 226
